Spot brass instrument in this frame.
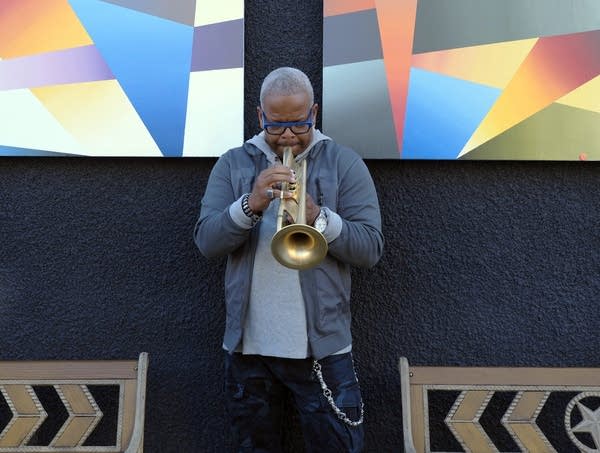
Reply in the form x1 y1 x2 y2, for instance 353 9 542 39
271 147 328 269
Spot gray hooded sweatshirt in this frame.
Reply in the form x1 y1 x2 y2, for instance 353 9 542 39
194 131 383 360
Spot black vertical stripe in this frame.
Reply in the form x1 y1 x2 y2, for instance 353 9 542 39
28 386 68 446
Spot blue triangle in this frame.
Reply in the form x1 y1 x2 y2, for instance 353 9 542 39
69 0 194 157
403 68 500 159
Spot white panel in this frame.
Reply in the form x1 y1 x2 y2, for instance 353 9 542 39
0 89 83 155
183 68 244 157
195 0 244 26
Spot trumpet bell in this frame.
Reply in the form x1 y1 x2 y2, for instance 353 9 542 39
271 224 328 270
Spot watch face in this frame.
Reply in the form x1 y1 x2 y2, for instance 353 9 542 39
314 212 327 233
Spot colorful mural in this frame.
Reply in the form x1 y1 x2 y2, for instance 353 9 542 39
323 0 600 160
0 0 244 157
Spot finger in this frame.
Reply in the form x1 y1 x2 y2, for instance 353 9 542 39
284 212 294 225
265 188 294 199
256 169 288 187
263 166 296 182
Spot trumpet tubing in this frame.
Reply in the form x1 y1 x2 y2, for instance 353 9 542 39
271 147 328 270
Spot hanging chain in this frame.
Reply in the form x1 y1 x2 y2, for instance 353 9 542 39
312 360 364 427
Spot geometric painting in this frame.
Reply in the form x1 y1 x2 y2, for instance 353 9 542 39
0 0 243 157
323 0 600 160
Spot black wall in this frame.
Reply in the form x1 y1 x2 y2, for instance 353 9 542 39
1 1 599 452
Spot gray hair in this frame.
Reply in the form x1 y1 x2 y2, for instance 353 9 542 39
259 67 314 107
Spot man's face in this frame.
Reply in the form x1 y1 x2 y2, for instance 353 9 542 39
257 92 318 157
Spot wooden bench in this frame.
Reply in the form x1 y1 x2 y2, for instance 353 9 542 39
0 352 148 453
399 356 600 453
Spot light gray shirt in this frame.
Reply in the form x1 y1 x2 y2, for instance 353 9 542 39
242 199 309 358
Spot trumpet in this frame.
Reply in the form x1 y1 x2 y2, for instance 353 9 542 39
271 147 328 270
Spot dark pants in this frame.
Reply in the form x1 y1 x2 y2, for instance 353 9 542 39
224 352 364 453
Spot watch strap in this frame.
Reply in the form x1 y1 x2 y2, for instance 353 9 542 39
241 193 261 223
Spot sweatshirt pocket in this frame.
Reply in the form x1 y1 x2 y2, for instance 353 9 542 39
313 266 349 331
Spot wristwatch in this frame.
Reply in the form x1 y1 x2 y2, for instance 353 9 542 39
313 208 328 233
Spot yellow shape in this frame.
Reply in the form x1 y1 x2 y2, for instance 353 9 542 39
32 80 162 156
52 385 101 447
0 0 91 59
504 392 555 453
446 391 496 453
558 75 600 113
412 39 537 89
0 385 46 448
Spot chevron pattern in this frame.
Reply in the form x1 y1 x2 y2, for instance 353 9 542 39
0 385 47 448
0 384 119 451
424 387 600 452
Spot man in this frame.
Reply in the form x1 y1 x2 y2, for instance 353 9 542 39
194 67 383 452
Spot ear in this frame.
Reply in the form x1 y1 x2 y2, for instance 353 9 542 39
257 106 263 129
312 103 319 123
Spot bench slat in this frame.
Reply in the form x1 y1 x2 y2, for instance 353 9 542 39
0 361 138 380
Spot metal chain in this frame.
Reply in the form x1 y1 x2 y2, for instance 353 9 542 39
312 360 364 427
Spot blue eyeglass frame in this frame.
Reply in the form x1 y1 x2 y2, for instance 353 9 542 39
261 106 314 135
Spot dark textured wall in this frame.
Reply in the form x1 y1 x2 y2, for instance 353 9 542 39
1 1 599 452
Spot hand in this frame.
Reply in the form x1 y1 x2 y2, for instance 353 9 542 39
248 165 296 213
305 193 320 225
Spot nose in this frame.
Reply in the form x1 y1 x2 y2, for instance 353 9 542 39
280 127 297 139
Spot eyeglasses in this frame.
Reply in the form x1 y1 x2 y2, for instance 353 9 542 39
261 107 314 135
